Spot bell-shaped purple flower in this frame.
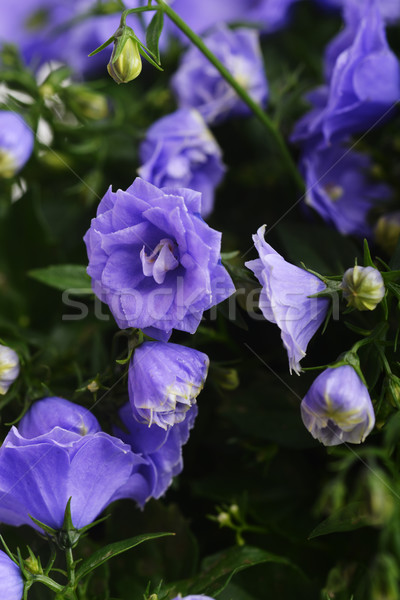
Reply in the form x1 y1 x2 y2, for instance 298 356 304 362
168 0 299 40
301 366 375 445
0 397 150 532
245 226 329 374
0 550 23 600
301 144 392 237
114 402 198 501
0 112 34 178
128 342 209 430
138 109 225 218
171 24 268 126
84 177 235 341
315 0 400 24
292 1 400 148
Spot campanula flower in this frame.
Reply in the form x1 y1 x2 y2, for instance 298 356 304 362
301 366 375 445
171 24 268 126
128 342 209 429
139 109 225 218
0 397 149 531
301 144 392 237
168 0 300 40
114 402 198 501
0 550 23 600
292 1 400 148
0 112 34 178
315 0 400 23
84 177 235 341
245 226 329 374
0 344 20 395
341 266 385 310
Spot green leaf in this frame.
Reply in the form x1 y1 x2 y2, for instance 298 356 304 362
164 545 299 598
308 502 371 539
75 532 174 583
146 9 164 64
88 34 115 57
29 265 92 294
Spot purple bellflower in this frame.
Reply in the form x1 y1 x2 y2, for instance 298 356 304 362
245 226 329 374
168 0 299 40
128 342 209 429
84 177 235 341
0 550 23 600
114 402 198 501
139 109 225 218
315 0 400 23
0 112 34 178
171 24 268 126
301 144 392 237
0 397 151 531
301 366 375 445
292 0 400 148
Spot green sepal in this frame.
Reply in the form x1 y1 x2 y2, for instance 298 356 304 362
88 34 116 57
112 27 134 64
28 515 58 537
363 238 375 268
56 498 81 550
146 9 164 64
75 532 174 583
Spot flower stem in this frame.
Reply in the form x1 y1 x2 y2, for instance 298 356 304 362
152 0 304 191
65 547 76 589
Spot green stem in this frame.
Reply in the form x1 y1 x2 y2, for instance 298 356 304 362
32 574 64 593
66 547 76 588
153 0 304 191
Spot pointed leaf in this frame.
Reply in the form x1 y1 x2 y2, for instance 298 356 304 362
163 545 300 598
308 502 371 539
363 239 375 267
75 532 174 583
146 9 164 64
29 265 92 294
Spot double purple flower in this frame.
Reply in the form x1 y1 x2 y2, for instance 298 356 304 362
84 177 235 341
172 24 268 126
139 109 225 218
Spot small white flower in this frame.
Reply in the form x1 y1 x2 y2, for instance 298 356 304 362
0 344 20 395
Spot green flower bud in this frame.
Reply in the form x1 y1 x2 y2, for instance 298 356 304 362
68 86 108 120
375 211 400 255
107 36 142 84
341 265 385 311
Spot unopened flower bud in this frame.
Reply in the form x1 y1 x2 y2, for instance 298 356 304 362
0 344 20 395
25 555 42 575
217 512 232 527
341 265 385 311
69 87 108 120
375 211 400 255
107 36 142 84
301 366 375 446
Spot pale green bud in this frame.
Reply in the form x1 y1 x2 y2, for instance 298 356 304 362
107 37 142 84
69 87 108 120
25 555 43 575
341 265 385 311
375 211 400 255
